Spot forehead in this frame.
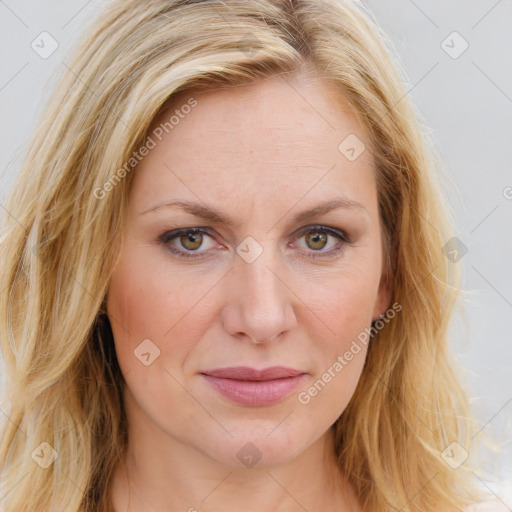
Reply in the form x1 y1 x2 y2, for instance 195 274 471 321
129 73 376 218
154 73 363 154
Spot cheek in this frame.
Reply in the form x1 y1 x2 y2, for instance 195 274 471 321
293 262 379 413
320 282 374 368
303 259 381 346
106 244 225 380
106 248 193 371
329 276 373 339
105 250 215 433
107 259 164 351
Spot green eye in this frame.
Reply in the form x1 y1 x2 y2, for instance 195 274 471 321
293 225 351 260
158 225 351 261
179 231 204 251
159 227 215 259
304 231 328 250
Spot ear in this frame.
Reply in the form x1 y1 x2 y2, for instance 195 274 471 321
372 266 393 322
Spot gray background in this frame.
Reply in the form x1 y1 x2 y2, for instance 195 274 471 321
1 0 511 503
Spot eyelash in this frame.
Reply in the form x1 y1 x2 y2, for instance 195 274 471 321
157 225 352 261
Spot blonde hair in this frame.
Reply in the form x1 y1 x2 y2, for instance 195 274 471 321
0 0 480 510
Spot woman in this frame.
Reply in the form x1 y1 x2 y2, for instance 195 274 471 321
0 0 494 510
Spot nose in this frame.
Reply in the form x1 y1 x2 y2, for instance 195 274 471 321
221 244 297 345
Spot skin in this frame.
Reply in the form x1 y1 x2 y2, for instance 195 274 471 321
107 70 392 512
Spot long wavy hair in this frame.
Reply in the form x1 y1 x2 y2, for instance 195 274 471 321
0 0 480 510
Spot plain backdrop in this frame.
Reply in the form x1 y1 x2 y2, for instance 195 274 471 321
1 0 511 502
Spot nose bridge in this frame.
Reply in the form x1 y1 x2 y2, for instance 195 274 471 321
224 237 295 343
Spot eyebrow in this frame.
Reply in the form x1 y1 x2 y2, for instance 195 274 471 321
139 197 368 226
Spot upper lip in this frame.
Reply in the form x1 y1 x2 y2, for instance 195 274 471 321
201 366 306 381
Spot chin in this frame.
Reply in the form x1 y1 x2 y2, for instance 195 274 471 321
200 420 320 469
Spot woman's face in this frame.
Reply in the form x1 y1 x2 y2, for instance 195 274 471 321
107 72 391 468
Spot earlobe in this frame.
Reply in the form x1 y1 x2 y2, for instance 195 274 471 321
372 269 393 322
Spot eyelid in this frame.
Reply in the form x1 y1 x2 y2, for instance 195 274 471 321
157 224 352 260
288 225 351 260
291 224 351 243
158 227 218 249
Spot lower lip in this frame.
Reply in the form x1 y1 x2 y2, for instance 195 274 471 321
201 374 306 406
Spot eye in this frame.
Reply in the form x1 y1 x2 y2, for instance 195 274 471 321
158 227 218 259
157 225 352 261
291 225 351 260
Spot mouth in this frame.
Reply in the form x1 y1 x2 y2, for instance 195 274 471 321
199 366 307 407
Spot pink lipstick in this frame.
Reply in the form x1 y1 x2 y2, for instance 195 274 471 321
200 366 306 407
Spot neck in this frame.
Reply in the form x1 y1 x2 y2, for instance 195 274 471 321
109 390 361 512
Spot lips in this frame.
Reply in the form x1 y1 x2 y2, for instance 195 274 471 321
202 366 305 381
200 366 307 406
